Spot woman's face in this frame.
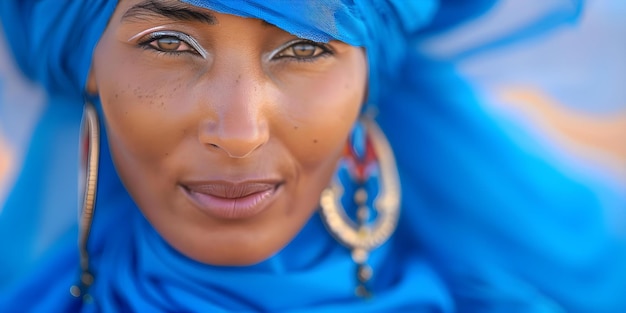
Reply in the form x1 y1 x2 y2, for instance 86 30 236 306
88 0 367 265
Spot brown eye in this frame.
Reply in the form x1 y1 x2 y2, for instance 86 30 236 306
290 43 317 57
155 37 182 51
275 40 331 60
139 31 207 58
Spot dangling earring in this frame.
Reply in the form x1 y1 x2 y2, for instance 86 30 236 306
319 118 400 298
70 102 100 302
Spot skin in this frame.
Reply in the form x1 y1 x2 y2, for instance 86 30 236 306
87 0 367 265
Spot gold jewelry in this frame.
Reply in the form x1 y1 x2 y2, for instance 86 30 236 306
70 102 100 302
320 119 400 298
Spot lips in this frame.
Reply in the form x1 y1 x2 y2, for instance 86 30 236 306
181 180 282 219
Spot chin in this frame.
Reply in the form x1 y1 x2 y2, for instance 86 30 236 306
212 250 276 267
180 238 289 266
156 216 302 267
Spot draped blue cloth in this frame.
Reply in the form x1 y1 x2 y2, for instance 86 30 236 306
1 0 625 312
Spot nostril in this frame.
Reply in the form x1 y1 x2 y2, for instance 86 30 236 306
197 116 269 159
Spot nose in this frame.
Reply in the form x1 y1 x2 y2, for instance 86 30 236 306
197 72 270 159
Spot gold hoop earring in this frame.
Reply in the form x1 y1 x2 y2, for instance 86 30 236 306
70 102 100 302
319 119 400 298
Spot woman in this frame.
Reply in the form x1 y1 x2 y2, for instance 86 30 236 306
1 0 625 312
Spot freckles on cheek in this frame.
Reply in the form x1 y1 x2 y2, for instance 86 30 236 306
288 113 355 171
282 73 363 169
101 81 185 165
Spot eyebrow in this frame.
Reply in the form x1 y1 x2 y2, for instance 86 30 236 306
122 0 217 25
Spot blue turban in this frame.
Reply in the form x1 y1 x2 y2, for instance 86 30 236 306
1 0 625 312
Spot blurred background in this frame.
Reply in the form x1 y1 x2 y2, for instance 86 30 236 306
419 0 625 187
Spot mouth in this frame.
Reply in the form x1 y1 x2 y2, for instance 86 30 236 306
180 180 283 219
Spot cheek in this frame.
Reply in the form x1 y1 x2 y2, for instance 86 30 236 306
277 62 366 167
93 36 202 156
95 62 196 180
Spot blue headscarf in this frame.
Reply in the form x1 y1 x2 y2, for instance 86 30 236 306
1 0 625 312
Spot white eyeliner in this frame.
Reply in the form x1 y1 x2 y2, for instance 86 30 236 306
129 27 208 59
265 39 332 61
265 39 307 61
128 26 167 41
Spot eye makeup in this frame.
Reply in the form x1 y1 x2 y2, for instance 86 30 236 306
265 39 333 62
128 26 168 41
129 27 208 59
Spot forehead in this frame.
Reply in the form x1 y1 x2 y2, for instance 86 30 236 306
121 0 216 25
119 0 366 45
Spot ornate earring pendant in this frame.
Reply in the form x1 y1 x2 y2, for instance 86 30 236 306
70 102 100 302
320 119 401 298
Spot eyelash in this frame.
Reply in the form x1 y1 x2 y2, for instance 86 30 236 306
137 31 333 62
272 40 333 63
138 31 206 58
